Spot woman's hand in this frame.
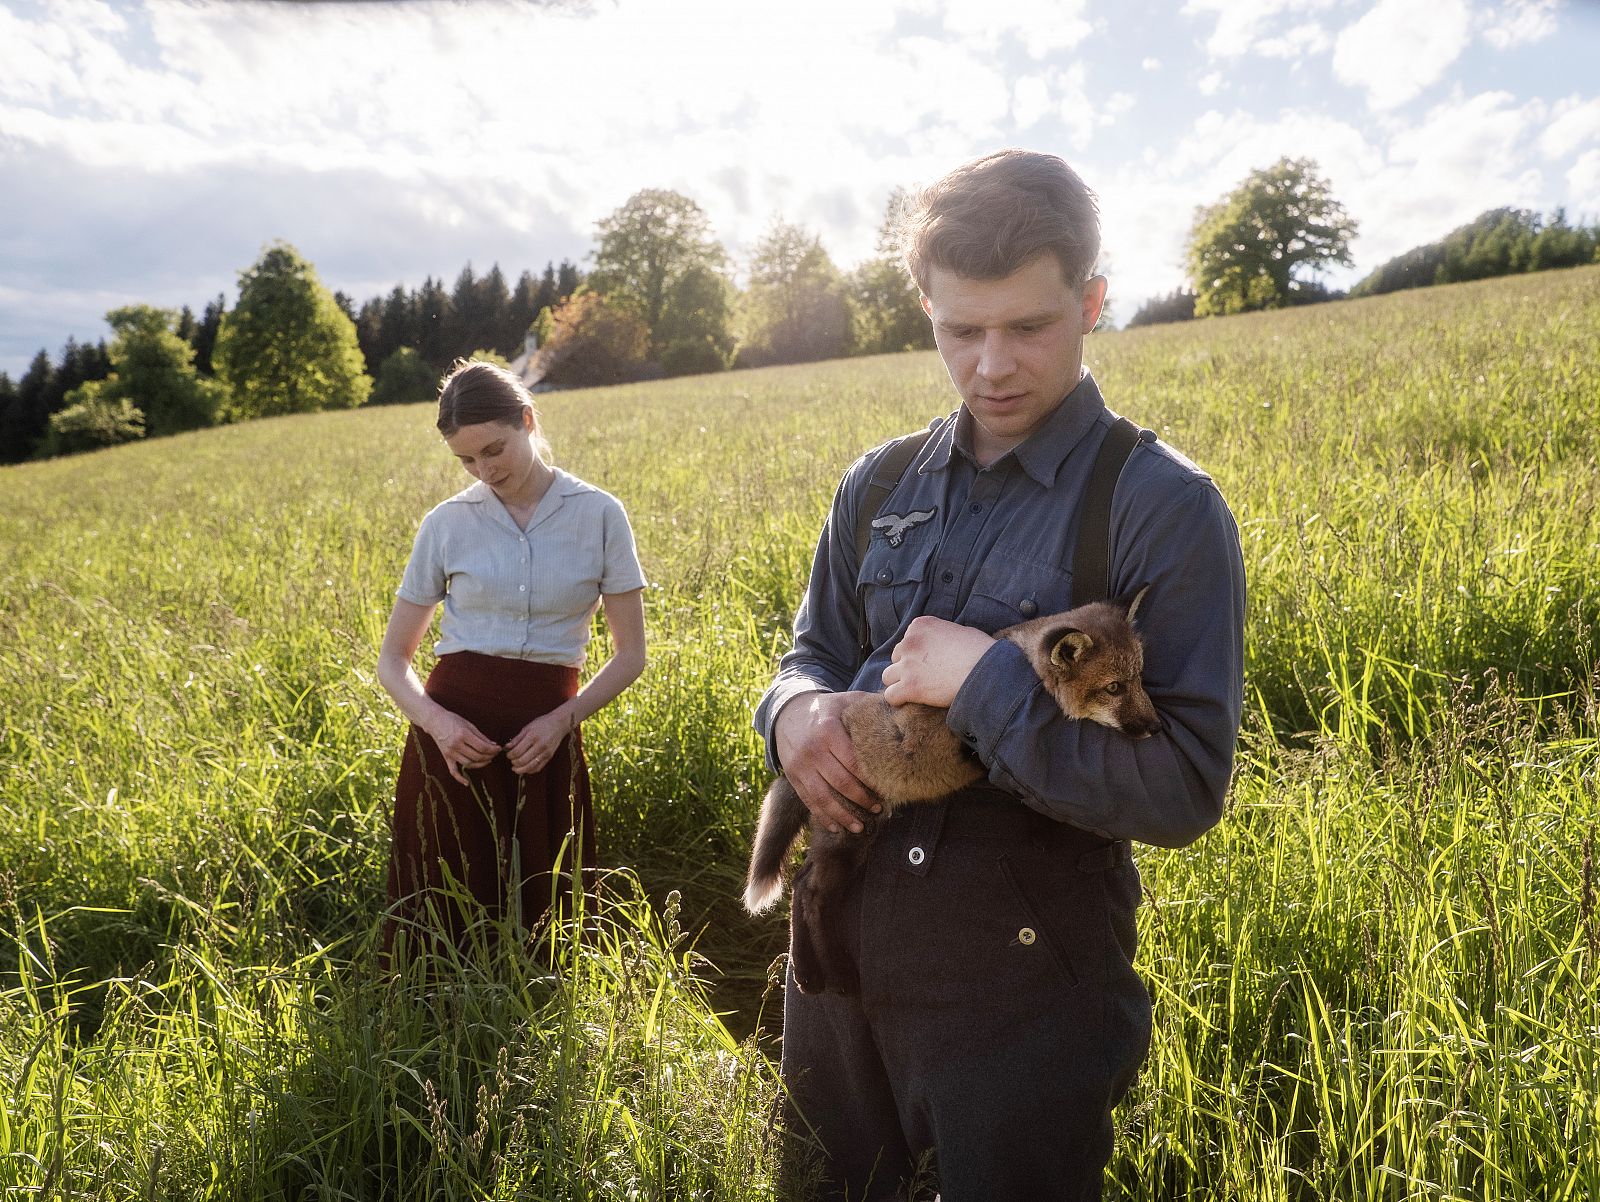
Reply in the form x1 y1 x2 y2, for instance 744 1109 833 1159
425 710 502 786
506 707 575 775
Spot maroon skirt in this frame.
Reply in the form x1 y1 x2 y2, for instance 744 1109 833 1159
384 651 596 955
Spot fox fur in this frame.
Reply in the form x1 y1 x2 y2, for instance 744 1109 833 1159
745 588 1160 995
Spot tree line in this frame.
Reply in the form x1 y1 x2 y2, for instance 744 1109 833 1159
1128 158 1600 328
2 185 935 461
0 250 585 463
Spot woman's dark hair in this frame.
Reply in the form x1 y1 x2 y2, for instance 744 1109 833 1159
435 359 552 460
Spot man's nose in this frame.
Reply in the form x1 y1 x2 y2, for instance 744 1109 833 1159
976 330 1015 381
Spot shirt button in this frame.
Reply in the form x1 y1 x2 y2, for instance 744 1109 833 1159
970 502 981 513
877 569 891 583
1019 598 1038 617
519 585 527 592
941 570 953 583
1018 927 1037 946
908 846 925 866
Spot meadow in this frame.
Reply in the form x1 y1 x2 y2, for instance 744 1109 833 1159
2 264 1598 1199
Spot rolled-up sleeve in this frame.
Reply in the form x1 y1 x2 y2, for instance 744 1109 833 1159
753 471 869 772
946 474 1246 847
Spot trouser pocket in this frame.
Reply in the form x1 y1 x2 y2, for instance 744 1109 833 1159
999 853 1080 989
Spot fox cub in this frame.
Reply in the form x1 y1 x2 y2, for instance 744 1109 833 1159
745 588 1160 995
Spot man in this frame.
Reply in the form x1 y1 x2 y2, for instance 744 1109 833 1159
753 149 1246 1199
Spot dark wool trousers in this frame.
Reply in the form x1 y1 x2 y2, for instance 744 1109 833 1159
780 794 1152 1201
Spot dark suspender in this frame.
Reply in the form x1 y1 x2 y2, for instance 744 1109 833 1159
1070 416 1146 607
853 414 1151 651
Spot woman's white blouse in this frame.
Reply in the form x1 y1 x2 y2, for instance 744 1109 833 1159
397 469 647 666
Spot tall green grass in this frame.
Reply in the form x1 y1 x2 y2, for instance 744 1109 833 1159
2 265 1597 1196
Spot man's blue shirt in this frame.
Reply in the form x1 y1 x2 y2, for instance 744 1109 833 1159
753 370 1247 848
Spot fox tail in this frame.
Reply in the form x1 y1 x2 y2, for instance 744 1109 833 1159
744 777 809 914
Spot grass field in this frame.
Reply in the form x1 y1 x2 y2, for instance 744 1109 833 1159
3 264 1598 1198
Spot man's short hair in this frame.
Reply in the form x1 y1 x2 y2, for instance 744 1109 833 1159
903 149 1101 294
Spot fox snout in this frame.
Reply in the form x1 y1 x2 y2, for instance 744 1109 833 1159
1119 705 1163 739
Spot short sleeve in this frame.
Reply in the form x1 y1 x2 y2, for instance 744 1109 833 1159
396 510 447 606
600 498 647 594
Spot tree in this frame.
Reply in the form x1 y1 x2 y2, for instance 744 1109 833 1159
1126 288 1198 328
85 305 227 437
214 241 372 418
847 188 936 356
529 292 651 389
739 219 853 367
589 189 730 356
0 350 54 463
369 347 440 407
38 393 146 456
655 263 735 376
1187 158 1357 317
191 294 225 376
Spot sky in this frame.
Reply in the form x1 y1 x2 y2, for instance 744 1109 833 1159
1 0 1598 377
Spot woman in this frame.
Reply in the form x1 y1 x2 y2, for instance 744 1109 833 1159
376 359 646 956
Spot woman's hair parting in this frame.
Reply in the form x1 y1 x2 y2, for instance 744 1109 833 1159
435 359 552 462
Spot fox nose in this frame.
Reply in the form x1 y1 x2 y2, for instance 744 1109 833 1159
1130 714 1164 739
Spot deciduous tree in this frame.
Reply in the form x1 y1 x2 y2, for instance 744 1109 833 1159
214 242 372 418
529 292 651 389
739 219 852 367
847 188 935 356
589 189 731 358
90 305 227 436
1187 158 1356 317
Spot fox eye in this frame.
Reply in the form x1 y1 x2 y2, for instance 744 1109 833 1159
1104 681 1122 695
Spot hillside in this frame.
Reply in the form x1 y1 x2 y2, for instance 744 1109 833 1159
3 264 1598 1198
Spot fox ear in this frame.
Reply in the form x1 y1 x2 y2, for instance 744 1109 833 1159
1049 629 1094 667
1116 584 1152 625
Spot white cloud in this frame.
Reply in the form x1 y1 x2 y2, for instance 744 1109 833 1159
1013 76 1052 130
1141 56 1161 70
1257 21 1331 58
1198 71 1223 96
1481 0 1560 48
1182 0 1337 58
1333 0 1473 110
1539 97 1600 161
939 0 1092 56
1568 150 1600 212
1353 90 1549 261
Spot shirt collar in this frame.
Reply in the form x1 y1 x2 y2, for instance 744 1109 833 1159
921 369 1106 487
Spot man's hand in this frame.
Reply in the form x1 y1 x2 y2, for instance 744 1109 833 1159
773 691 881 835
882 616 995 709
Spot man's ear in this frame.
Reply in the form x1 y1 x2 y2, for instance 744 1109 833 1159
1081 274 1109 332
920 292 932 317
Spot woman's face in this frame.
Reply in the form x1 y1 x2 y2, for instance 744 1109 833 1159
442 410 537 496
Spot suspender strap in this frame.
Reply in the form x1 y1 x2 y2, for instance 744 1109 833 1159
1071 417 1146 607
854 427 936 565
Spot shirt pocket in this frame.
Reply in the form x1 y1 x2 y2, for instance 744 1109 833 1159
857 527 937 651
965 547 1074 634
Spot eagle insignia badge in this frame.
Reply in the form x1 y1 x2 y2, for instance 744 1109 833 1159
871 508 937 548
